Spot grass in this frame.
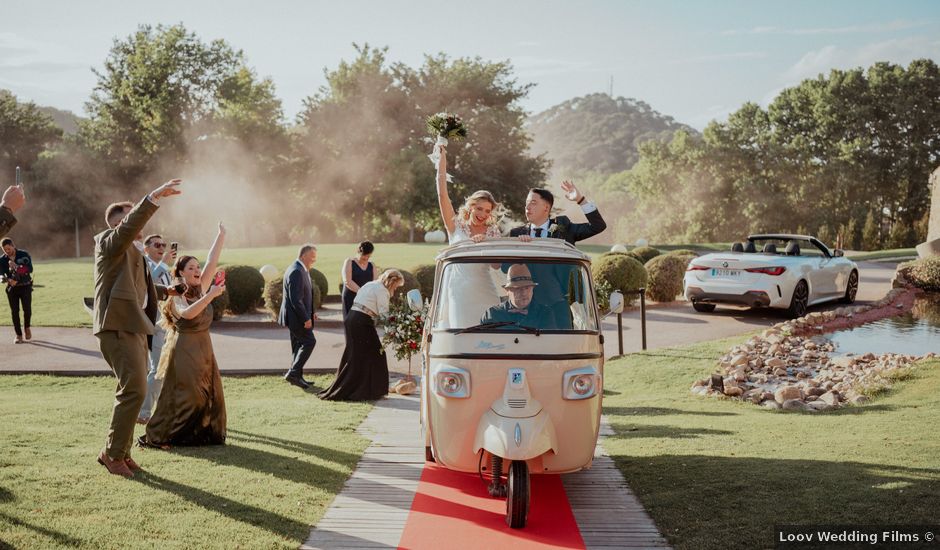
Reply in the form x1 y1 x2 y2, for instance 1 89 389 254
602 337 940 550
845 247 918 261
0 375 372 549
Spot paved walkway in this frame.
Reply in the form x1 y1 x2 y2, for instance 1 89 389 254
2 260 896 376
303 393 670 549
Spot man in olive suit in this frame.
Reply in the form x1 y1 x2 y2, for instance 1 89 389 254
93 179 181 478
0 185 26 239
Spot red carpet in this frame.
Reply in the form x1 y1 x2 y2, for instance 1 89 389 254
397 463 585 550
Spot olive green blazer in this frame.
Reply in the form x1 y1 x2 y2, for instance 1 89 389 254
93 197 164 336
0 207 16 239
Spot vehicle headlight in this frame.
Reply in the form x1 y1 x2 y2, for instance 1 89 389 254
434 366 470 398
563 366 600 400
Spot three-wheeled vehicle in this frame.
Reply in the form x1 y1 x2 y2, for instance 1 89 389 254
406 238 623 528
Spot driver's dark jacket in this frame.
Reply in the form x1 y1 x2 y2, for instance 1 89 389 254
480 301 558 330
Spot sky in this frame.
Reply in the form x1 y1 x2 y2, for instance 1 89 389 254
1 0 939 129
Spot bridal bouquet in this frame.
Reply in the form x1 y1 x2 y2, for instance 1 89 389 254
426 112 468 178
379 301 428 365
426 112 468 142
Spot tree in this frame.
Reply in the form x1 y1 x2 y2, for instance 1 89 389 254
862 210 881 251
0 89 62 176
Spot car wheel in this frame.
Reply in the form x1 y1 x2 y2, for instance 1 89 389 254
841 270 858 304
787 281 809 319
692 302 716 313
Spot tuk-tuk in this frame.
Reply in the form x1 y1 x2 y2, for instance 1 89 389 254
406 238 623 528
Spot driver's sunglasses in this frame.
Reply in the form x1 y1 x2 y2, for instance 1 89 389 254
152 243 167 249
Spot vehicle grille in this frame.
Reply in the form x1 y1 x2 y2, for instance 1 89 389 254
507 398 527 408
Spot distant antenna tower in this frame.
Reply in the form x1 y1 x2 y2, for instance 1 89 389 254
608 76 614 97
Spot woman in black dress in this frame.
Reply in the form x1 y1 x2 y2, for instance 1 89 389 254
320 269 404 401
341 241 376 317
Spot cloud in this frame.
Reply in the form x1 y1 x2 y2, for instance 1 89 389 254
686 104 740 130
721 20 928 36
782 36 940 83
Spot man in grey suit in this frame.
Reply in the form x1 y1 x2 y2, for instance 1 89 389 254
279 244 318 389
93 179 181 478
0 185 26 239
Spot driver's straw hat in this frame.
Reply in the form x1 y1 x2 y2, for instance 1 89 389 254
503 264 538 289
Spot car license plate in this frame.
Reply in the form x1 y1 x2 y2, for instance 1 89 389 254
711 268 741 277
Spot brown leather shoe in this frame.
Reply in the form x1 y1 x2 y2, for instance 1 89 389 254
124 456 142 472
97 451 134 478
24 327 31 341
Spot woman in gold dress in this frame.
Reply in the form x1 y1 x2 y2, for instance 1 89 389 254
139 223 227 448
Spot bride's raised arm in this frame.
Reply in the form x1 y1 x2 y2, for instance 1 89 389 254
436 145 457 236
200 222 226 294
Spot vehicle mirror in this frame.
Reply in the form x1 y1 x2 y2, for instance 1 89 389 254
406 289 423 311
832 249 844 257
608 291 624 315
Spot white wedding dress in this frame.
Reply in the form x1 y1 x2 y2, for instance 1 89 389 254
442 219 504 328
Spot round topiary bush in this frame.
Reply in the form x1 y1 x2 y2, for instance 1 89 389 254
903 256 940 291
263 275 322 320
222 265 265 314
592 253 647 307
210 290 229 321
667 249 699 258
413 264 436 300
628 246 662 265
644 254 688 302
309 268 329 304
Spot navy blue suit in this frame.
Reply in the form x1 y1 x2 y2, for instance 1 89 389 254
279 260 316 378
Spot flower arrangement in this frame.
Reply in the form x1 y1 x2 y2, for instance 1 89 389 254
379 301 429 376
426 112 468 141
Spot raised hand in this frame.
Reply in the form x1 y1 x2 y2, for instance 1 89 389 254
218 222 227 236
471 233 486 243
149 179 183 202
560 180 583 203
1 185 26 213
208 283 226 299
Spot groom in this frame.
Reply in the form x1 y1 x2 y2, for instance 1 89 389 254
509 180 607 327
279 244 318 390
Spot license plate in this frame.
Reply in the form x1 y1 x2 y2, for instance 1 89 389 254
711 269 741 277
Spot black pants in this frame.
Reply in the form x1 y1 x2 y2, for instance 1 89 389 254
287 325 316 377
7 286 31 336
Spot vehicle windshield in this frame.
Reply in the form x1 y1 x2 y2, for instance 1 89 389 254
749 238 829 257
432 260 598 332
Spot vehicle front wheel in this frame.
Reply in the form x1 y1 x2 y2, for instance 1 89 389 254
787 281 809 319
692 302 716 313
841 270 858 304
506 460 530 528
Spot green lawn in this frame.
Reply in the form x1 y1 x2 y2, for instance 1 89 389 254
0 375 371 549
602 338 940 550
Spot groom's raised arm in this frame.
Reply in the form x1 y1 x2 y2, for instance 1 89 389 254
559 180 606 243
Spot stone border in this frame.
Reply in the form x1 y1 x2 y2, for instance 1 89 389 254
691 288 935 411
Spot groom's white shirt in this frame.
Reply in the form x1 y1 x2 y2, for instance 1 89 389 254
529 201 598 237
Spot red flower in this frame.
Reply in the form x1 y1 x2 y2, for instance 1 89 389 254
408 341 418 350
416 316 422 323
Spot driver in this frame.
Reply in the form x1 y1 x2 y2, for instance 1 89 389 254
481 264 558 329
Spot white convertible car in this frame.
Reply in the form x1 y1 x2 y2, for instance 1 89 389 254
683 234 859 318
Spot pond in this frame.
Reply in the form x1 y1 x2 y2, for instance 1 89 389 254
827 295 940 357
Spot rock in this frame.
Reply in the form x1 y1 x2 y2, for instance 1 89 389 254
819 391 840 406
782 399 807 411
775 385 803 404
773 367 788 377
723 386 743 397
730 354 748 367
767 357 787 368
851 395 870 405
806 387 826 397
692 379 707 388
394 380 417 395
804 341 818 350
768 344 782 356
831 356 856 369
806 401 833 411
761 391 775 402
762 400 781 410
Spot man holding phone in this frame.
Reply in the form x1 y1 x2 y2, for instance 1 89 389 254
138 234 177 423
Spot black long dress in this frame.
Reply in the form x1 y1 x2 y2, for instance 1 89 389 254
342 261 374 317
318 310 388 401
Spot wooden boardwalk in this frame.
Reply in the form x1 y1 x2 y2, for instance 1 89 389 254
301 394 424 549
302 398 671 549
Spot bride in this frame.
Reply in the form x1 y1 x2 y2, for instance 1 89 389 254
436 144 504 327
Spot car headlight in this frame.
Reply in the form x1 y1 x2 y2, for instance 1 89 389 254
434 366 470 398
563 366 600 400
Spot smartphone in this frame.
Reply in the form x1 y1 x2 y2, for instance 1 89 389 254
173 282 186 294
15 166 22 187
170 242 178 252
213 271 226 287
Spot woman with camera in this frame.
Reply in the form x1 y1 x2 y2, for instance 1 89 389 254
1 238 33 344
138 223 228 448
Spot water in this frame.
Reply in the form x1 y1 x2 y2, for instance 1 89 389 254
826 295 940 357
